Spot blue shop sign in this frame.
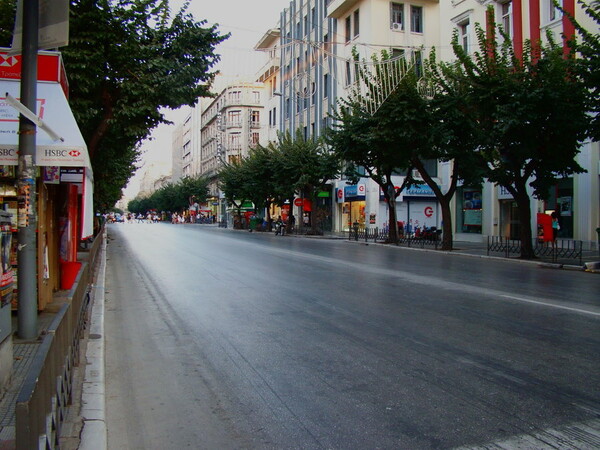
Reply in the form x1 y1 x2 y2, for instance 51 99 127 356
404 183 436 197
344 184 366 201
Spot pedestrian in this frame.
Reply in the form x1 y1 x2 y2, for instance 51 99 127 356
551 211 560 247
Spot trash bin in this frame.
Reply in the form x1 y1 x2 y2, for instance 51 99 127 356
0 211 14 344
60 261 82 291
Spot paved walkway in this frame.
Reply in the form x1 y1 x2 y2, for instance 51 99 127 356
0 227 597 449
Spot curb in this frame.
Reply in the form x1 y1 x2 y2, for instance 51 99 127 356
344 239 597 270
79 231 107 450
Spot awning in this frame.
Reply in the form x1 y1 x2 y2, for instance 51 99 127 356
0 79 91 169
0 79 94 239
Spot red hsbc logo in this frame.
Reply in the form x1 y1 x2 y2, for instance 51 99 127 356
0 55 18 67
424 206 434 218
69 150 81 157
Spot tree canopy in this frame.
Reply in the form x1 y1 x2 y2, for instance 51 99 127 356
219 131 340 232
128 174 209 214
0 0 228 210
440 9 589 257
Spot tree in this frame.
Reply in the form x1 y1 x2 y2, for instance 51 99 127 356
421 50 486 250
0 0 228 210
218 158 252 223
128 175 209 214
326 51 424 244
445 9 589 258
271 130 340 232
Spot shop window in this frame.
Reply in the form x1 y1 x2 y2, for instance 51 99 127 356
456 187 482 234
545 177 573 238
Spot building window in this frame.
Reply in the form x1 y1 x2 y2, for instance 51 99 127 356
459 19 470 53
324 33 330 58
324 73 329 98
250 110 260 125
391 3 404 31
312 7 317 29
353 9 360 37
501 1 512 38
345 16 351 42
311 83 316 105
227 110 241 126
228 90 240 102
229 132 241 149
272 107 276 126
253 91 260 103
286 98 290 118
546 0 562 23
411 5 423 33
414 50 422 77
251 132 260 145
346 60 352 85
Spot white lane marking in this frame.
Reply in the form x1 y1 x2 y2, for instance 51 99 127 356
501 294 600 317
260 245 600 319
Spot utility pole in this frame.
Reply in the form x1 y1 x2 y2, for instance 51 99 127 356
17 0 39 340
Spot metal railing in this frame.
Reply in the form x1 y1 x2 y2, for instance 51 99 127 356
348 226 442 249
15 228 104 449
487 236 583 265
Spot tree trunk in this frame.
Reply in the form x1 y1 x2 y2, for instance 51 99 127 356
386 187 399 244
439 198 453 251
514 190 535 259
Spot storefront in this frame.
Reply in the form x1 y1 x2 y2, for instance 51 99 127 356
544 178 574 239
401 184 440 234
0 50 93 310
337 183 366 231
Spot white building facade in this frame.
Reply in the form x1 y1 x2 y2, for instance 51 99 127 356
268 0 598 246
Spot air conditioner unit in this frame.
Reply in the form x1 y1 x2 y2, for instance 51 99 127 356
392 23 402 31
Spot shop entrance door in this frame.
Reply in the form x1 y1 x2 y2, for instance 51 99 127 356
500 200 521 240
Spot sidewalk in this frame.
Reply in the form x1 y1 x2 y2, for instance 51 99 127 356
0 235 107 450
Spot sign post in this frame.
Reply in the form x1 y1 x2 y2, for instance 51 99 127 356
16 0 39 340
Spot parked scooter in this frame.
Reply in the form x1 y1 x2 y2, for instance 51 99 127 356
274 219 286 236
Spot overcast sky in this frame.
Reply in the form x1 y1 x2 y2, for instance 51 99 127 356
123 0 285 199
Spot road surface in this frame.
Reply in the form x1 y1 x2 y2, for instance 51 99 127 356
104 223 600 449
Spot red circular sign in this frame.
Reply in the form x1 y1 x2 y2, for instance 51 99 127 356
294 198 304 206
424 206 434 218
337 189 343 199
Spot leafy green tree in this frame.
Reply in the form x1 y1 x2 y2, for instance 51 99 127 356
326 52 422 244
445 9 589 258
242 145 278 229
128 175 208 214
218 159 252 221
0 0 228 211
0 0 16 45
271 130 340 231
421 50 486 250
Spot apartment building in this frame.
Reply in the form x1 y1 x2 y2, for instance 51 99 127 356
267 0 598 245
255 28 282 145
437 0 599 246
196 83 265 216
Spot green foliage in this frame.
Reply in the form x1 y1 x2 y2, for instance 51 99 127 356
0 0 228 211
0 0 16 45
218 131 340 216
441 7 589 257
127 174 209 213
